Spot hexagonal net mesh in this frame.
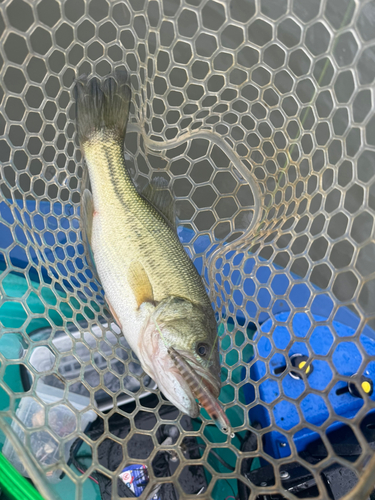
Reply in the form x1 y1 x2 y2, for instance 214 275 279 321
0 0 375 499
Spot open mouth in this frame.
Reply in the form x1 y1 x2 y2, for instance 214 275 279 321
168 347 232 436
158 350 220 419
175 348 221 399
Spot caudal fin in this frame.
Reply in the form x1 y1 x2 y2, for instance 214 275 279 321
74 70 131 145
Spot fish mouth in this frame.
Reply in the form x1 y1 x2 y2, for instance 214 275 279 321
174 348 221 399
164 349 221 418
138 337 221 417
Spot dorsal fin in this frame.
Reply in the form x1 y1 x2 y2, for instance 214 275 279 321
140 177 176 230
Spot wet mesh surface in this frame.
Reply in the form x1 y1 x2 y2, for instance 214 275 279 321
0 0 375 498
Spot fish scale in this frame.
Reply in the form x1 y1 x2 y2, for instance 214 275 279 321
83 134 208 307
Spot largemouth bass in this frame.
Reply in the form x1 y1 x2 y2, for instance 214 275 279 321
75 72 221 419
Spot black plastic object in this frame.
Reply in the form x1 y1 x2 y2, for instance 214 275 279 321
238 414 375 500
87 394 208 500
237 423 260 500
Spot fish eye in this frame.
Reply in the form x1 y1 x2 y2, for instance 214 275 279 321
197 343 209 357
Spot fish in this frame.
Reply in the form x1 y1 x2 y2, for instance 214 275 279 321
74 71 221 419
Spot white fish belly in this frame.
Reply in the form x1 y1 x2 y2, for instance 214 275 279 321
91 210 144 355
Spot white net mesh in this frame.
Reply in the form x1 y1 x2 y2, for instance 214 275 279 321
0 0 375 499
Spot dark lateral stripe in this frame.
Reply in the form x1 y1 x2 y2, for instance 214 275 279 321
102 143 134 208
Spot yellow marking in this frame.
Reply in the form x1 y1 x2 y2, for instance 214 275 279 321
298 360 311 374
361 381 372 394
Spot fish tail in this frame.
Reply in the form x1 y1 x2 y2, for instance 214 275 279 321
74 70 131 146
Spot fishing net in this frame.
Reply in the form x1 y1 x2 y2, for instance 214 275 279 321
0 0 375 499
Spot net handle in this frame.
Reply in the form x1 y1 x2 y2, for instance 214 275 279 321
0 452 45 500
0 416 59 500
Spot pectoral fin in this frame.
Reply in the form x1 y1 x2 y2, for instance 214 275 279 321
81 188 97 275
128 260 154 308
